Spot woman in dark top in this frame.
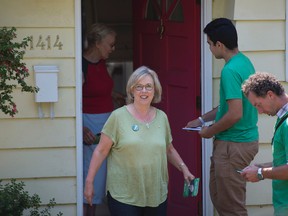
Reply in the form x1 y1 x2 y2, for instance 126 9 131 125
82 23 124 216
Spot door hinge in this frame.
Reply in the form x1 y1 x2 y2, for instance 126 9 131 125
198 200 203 215
196 96 201 110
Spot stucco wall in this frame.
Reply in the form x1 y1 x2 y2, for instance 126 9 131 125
0 0 77 215
212 0 286 215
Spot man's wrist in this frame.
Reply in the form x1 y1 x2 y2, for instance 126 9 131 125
257 168 264 180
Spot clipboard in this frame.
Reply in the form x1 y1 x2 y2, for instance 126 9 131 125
182 127 202 131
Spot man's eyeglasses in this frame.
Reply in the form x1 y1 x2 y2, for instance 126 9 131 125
134 84 154 91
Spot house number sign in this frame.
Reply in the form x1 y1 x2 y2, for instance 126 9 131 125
29 35 63 50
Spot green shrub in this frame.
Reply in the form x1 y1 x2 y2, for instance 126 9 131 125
0 179 63 216
0 27 39 117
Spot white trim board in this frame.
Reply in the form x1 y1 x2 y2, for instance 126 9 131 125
201 0 214 215
75 0 83 215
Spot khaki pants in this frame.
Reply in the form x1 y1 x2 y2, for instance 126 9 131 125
210 140 259 216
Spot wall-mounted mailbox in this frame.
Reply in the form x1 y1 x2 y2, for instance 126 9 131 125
33 65 59 119
34 65 59 102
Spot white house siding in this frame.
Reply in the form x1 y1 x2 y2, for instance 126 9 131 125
0 0 77 215
212 0 285 215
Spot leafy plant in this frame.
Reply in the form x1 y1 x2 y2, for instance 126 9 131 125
0 27 38 117
0 179 63 216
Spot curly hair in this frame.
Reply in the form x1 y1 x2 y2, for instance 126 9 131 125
242 72 284 98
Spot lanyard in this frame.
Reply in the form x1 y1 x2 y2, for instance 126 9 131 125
271 112 288 145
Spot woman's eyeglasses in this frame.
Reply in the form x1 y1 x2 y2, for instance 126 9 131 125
134 84 154 91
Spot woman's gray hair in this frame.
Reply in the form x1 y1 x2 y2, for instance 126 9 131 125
85 23 116 49
126 66 162 104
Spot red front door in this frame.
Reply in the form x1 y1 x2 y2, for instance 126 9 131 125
133 0 202 215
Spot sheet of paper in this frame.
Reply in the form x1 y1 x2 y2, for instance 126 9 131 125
182 127 202 131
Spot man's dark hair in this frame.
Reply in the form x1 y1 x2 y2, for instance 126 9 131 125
204 18 238 50
242 72 285 98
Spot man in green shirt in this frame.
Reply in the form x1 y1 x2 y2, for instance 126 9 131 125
242 72 288 216
186 18 259 216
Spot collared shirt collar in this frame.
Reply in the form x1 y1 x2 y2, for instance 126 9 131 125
276 103 288 118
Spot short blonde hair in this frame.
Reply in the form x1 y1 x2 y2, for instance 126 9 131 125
126 66 162 104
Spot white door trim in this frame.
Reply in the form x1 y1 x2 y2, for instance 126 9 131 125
75 0 83 215
201 0 214 215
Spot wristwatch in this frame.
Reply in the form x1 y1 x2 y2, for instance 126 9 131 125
257 168 264 180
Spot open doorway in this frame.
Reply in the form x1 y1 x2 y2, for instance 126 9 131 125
80 0 204 215
81 0 133 215
82 0 133 101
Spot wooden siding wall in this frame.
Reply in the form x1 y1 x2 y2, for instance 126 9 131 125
0 0 77 215
212 0 285 215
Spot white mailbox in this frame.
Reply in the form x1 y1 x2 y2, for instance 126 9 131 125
34 65 59 102
33 65 59 119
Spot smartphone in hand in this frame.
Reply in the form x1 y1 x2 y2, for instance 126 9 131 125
236 169 243 174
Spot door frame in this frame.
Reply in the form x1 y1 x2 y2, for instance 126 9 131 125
75 0 84 216
74 0 214 215
201 1 214 216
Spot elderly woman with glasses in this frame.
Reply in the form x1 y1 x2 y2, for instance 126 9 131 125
84 66 195 216
82 23 125 216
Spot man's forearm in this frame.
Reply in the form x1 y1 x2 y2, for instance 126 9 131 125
255 162 272 168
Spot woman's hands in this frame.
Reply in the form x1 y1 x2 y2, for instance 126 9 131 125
83 126 96 145
167 144 195 184
84 180 94 206
181 164 195 184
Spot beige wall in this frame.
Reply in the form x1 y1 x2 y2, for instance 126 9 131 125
0 0 77 215
212 0 285 215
